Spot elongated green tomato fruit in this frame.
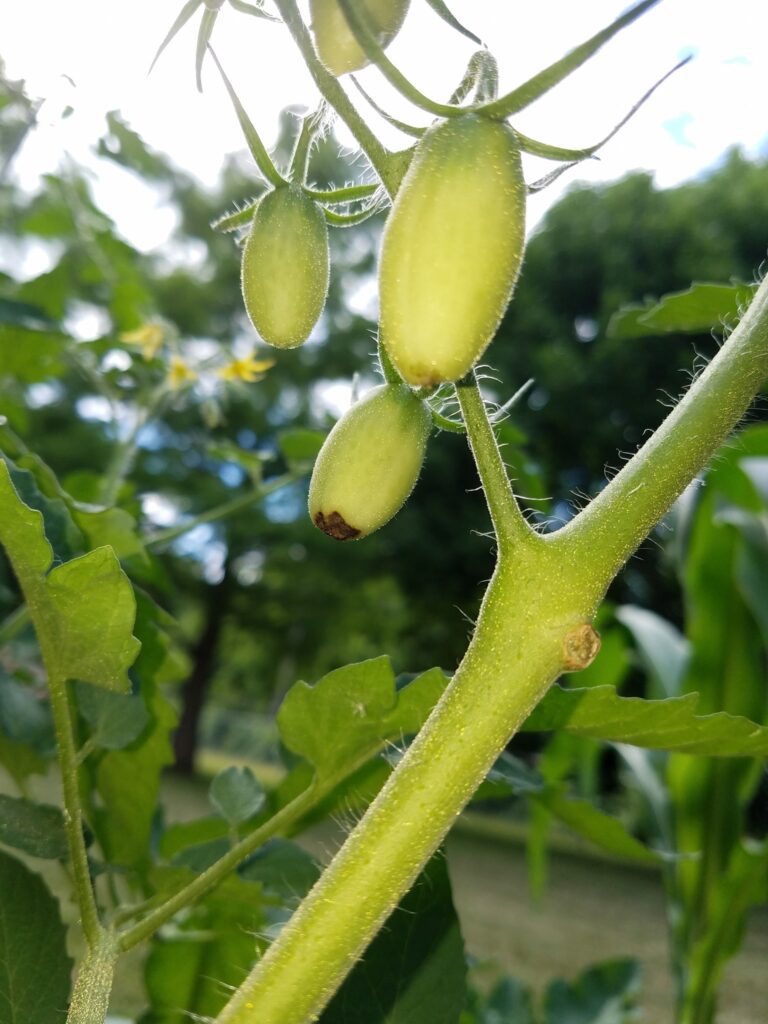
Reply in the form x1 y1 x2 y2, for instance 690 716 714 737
241 186 329 349
309 0 411 76
309 383 431 540
380 114 526 386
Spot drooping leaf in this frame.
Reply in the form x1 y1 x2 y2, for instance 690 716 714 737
209 765 266 824
543 959 642 1024
524 684 768 756
0 851 72 1023
535 792 662 866
277 659 448 781
607 282 756 339
321 854 467 1023
0 794 68 859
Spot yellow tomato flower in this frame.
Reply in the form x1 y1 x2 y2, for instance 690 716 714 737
218 353 275 383
121 323 165 361
167 356 197 390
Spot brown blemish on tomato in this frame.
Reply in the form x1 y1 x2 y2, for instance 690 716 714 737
314 510 361 541
562 623 601 672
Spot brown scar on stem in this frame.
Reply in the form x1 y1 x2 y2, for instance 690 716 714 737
562 623 601 672
314 510 362 541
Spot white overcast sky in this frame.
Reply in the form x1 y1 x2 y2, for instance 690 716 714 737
1 1 767 252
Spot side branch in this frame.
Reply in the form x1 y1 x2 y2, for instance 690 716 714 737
456 373 539 556
556 274 768 590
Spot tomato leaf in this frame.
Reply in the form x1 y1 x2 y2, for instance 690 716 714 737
524 684 768 756
75 682 150 750
0 851 72 1022
209 765 266 824
0 460 140 693
321 854 466 1023
607 282 756 339
277 658 448 781
543 958 642 1024
0 794 68 859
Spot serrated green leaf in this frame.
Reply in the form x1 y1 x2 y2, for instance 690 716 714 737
4 458 82 563
75 682 150 749
543 958 642 1024
0 794 68 859
0 851 72 1023
321 854 466 1023
209 765 265 824
172 837 230 873
607 282 756 339
277 659 448 781
0 460 141 693
45 547 140 691
523 684 768 756
73 505 147 562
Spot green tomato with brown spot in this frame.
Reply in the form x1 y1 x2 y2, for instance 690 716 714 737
241 185 329 349
309 383 431 540
379 113 527 386
309 0 411 76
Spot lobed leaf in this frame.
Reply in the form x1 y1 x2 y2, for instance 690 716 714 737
277 658 448 781
607 282 756 339
525 684 768 757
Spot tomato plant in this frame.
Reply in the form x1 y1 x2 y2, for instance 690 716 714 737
1 4 767 1024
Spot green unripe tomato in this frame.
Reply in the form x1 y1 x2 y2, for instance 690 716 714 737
309 0 411 76
309 383 431 540
379 114 526 386
241 186 329 349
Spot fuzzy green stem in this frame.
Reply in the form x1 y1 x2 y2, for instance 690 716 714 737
216 550 583 1024
66 932 118 1024
555 273 768 590
118 784 317 951
271 0 398 197
456 374 538 556
215 271 768 1024
48 672 103 948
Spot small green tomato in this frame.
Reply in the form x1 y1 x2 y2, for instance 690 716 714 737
379 113 527 386
309 0 411 76
309 383 431 540
241 186 329 349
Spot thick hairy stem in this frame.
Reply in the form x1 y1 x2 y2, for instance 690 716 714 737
216 551 584 1024
66 933 118 1024
556 273 768 588
216 277 768 1023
